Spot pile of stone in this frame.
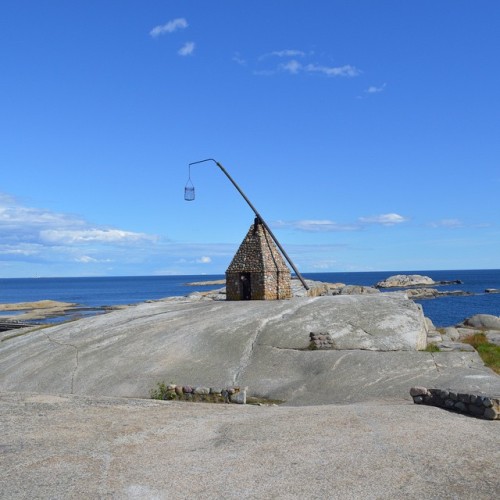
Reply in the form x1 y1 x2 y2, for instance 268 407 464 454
155 384 247 404
410 387 499 420
309 332 334 349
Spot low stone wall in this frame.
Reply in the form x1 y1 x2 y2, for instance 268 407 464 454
152 383 247 404
410 387 499 420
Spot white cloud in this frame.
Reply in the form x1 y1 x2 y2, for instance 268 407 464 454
273 213 408 232
150 18 188 37
254 48 361 79
178 42 195 56
40 229 157 245
358 213 408 226
0 193 159 249
429 219 463 228
74 255 112 264
196 256 212 264
261 49 306 59
280 60 302 74
0 245 38 256
232 52 246 66
365 83 386 94
278 60 360 77
273 219 358 232
304 63 360 77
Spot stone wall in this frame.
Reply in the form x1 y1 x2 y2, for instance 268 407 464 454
410 386 499 420
226 270 291 300
151 383 247 404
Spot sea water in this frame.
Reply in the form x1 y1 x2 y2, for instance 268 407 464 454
0 270 499 327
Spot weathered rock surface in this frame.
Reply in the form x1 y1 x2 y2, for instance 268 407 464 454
1 294 499 404
334 284 380 295
405 288 472 299
2 392 499 500
375 274 436 288
462 314 500 330
375 274 463 289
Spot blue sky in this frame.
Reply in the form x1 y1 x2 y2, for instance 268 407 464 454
1 1 499 278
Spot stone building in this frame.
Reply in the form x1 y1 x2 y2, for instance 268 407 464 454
225 218 292 300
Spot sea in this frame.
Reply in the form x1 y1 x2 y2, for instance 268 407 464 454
1 269 499 327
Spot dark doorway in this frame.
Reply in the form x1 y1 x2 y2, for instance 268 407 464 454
240 273 251 300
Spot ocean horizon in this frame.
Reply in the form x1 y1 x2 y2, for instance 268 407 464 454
1 269 499 327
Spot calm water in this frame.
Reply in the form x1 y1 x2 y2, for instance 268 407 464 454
1 270 499 327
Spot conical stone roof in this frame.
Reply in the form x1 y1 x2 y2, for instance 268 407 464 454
226 219 290 273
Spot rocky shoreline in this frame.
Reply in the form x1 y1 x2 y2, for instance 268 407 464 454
0 273 494 330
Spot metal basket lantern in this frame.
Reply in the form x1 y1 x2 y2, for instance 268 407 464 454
184 165 195 201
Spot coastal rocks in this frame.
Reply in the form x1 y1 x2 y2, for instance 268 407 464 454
334 285 380 295
462 314 500 330
410 386 500 420
404 288 472 299
375 275 463 289
303 281 379 297
375 275 436 288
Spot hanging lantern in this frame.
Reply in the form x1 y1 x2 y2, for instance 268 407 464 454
184 165 195 201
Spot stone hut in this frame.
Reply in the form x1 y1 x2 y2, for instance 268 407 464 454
225 218 292 300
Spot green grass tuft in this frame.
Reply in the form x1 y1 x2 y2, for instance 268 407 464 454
423 344 441 352
462 333 500 374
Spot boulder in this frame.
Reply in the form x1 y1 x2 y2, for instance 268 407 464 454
2 294 500 405
405 288 439 299
375 275 436 288
463 314 500 331
337 285 380 295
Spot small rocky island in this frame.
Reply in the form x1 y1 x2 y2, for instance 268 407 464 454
374 274 469 299
375 274 463 288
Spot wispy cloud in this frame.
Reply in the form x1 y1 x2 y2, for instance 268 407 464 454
150 18 188 38
358 213 408 226
273 213 408 232
196 256 212 264
365 83 386 94
279 60 360 77
303 63 360 77
40 229 157 245
0 193 239 277
280 60 302 74
178 41 195 56
428 218 463 229
232 52 247 66
240 48 362 80
260 49 307 60
273 219 359 232
0 194 159 268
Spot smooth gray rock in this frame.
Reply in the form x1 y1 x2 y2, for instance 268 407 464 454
2 392 499 499
424 317 436 331
464 314 500 330
486 331 500 346
375 274 435 288
338 285 380 295
436 342 476 352
410 386 429 397
406 288 439 299
442 327 460 341
230 388 247 404
1 295 499 405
